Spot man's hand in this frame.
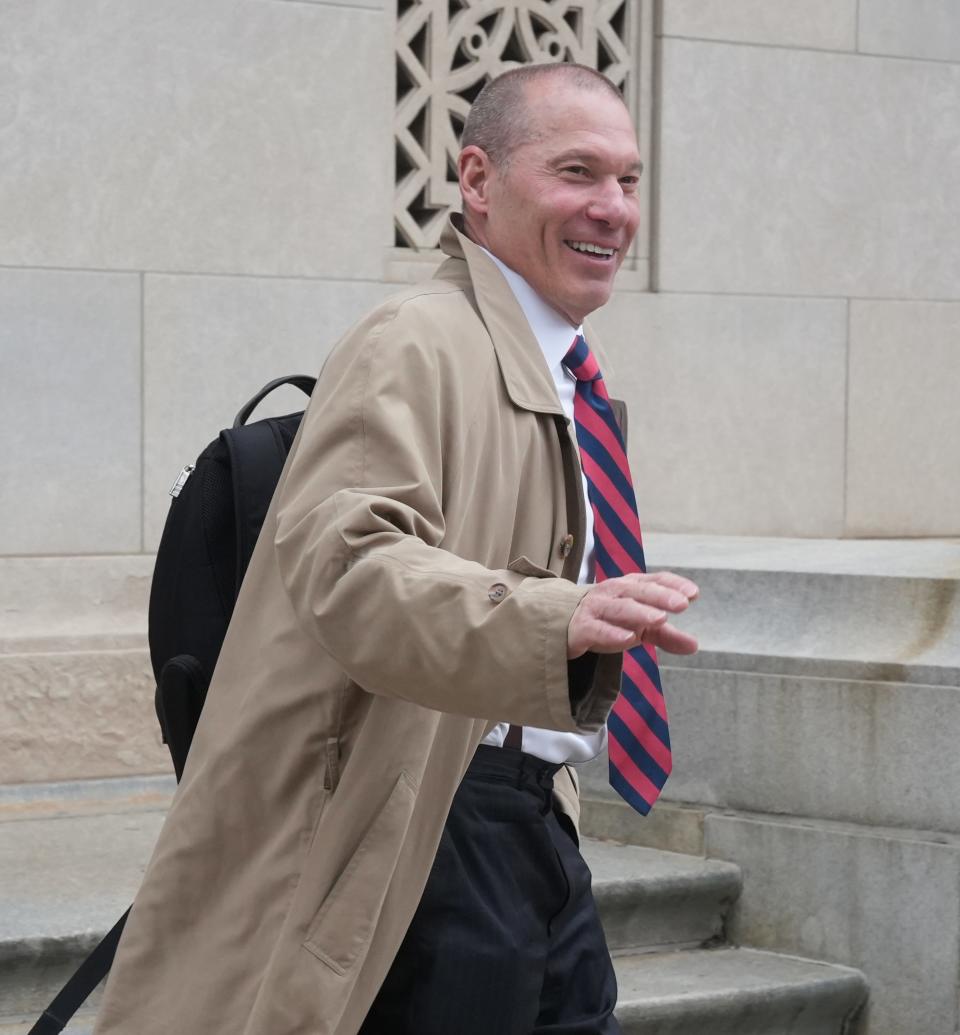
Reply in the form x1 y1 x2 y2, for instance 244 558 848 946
567 572 700 659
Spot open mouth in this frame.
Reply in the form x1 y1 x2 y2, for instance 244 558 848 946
565 240 617 261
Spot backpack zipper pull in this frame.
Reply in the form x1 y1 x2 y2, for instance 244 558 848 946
169 464 195 498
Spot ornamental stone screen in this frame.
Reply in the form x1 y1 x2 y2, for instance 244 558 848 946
394 0 637 251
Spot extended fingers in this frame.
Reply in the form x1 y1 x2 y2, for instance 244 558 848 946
644 622 699 655
646 570 699 601
592 593 669 635
603 575 692 614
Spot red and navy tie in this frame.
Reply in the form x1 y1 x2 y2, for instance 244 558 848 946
563 334 671 816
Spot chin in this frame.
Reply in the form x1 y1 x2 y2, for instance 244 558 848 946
577 292 614 321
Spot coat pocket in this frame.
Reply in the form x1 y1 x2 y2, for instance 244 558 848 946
507 555 559 579
303 771 417 975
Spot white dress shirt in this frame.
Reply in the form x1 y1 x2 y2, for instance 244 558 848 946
479 249 607 764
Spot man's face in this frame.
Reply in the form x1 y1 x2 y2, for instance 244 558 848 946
469 80 642 326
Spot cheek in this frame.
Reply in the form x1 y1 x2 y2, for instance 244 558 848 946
625 204 642 241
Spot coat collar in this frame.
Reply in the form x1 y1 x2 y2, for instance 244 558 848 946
436 216 567 416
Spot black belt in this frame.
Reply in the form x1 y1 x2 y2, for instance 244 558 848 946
469 743 563 788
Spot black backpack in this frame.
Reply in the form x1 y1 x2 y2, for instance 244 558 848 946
29 374 316 1035
150 373 315 779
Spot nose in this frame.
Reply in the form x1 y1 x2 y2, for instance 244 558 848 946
584 176 631 228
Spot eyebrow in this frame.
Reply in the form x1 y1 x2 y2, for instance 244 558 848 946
553 150 644 175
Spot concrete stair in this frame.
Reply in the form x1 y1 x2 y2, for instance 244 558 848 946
586 839 866 1033
0 774 867 1034
614 949 866 1035
0 776 171 1035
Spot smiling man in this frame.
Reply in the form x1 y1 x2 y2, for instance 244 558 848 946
357 64 698 1034
93 63 697 1035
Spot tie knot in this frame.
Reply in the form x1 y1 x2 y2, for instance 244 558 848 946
563 334 601 382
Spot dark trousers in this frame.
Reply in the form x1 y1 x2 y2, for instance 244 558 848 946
360 745 621 1035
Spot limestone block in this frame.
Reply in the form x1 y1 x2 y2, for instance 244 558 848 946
639 558 960 684
0 646 168 784
661 0 857 51
657 39 960 298
847 301 960 536
143 274 397 548
0 269 141 555
859 0 960 62
645 531 960 581
579 796 706 857
590 291 847 537
0 0 391 277
663 666 960 833
0 555 151 645
706 814 960 1035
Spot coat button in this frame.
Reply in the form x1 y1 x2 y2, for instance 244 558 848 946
488 583 508 602
559 534 575 559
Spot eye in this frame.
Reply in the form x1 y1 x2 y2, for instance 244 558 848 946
562 164 591 177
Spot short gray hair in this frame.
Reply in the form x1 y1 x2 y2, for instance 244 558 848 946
461 63 625 166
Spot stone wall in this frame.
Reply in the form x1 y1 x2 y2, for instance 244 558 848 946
3 2 955 558
0 0 396 558
2 1 957 551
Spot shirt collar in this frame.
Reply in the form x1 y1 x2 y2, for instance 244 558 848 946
479 247 582 374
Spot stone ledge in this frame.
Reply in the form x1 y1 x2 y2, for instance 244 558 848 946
667 649 958 688
706 812 960 1035
582 793 960 856
614 946 867 1035
644 534 960 682
584 838 741 953
645 533 960 578
581 796 707 857
0 647 167 784
584 662 960 835
0 792 168 1017
0 774 174 822
0 1014 94 1035
0 555 153 643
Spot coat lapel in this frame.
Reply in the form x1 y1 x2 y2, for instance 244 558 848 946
436 219 565 416
435 218 623 429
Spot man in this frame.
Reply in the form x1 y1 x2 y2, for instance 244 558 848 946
93 63 697 1035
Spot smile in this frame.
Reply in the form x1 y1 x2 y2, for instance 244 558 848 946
565 240 617 259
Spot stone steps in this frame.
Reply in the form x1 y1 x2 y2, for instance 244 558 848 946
587 837 740 953
0 1015 95 1035
0 775 866 1033
0 778 171 1025
0 948 868 1035
614 947 866 1035
589 838 866 1032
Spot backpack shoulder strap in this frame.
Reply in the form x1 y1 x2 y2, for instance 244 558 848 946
224 374 317 591
221 419 289 594
28 908 130 1035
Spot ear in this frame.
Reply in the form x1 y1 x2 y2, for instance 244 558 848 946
458 145 495 219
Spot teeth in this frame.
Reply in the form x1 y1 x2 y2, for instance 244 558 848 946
568 241 615 257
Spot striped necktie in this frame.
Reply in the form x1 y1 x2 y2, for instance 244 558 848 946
563 334 671 816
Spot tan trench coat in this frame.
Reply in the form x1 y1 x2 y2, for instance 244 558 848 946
93 219 624 1035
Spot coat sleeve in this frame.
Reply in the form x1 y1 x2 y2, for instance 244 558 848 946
274 301 614 734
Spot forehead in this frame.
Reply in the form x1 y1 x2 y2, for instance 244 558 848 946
518 79 640 164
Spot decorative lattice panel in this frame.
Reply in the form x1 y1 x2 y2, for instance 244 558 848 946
394 0 634 250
